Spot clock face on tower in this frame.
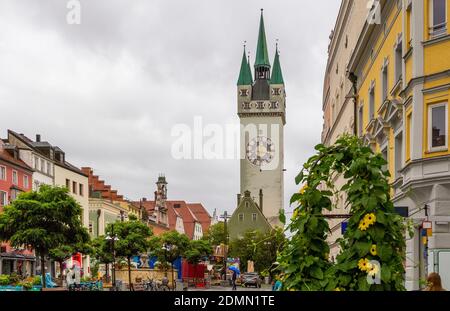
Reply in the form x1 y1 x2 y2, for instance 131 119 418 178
246 136 275 167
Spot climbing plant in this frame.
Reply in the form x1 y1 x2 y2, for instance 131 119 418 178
277 135 406 291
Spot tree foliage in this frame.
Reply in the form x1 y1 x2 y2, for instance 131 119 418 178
229 228 286 275
202 222 226 247
185 239 213 264
278 135 406 291
149 231 190 264
0 185 90 287
108 219 152 261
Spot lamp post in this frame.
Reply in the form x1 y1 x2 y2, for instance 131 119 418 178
105 224 119 291
162 243 176 291
219 211 231 281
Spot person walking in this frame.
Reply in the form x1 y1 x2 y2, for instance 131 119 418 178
231 269 237 291
424 272 446 291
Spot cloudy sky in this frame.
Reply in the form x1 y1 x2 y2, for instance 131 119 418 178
0 0 341 218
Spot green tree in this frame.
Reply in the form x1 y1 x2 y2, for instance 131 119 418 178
229 229 285 274
107 219 152 291
90 236 114 281
0 185 90 288
202 222 226 247
48 245 74 284
149 231 190 289
185 239 213 264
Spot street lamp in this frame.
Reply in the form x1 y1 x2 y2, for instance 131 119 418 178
105 224 119 291
162 243 176 291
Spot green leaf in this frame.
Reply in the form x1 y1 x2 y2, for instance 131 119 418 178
381 265 391 282
358 275 370 291
354 241 372 257
375 210 387 225
295 171 304 185
279 210 286 225
367 226 385 241
290 193 302 205
378 244 393 261
310 266 324 280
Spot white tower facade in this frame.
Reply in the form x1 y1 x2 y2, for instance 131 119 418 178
237 10 286 227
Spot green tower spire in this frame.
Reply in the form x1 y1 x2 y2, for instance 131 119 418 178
237 46 253 86
271 44 284 84
254 9 270 68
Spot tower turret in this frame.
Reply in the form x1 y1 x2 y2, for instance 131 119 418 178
252 9 271 100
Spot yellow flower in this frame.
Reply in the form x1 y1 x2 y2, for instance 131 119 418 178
367 263 380 277
358 258 370 271
358 220 369 231
334 287 341 291
300 185 308 194
364 213 376 226
370 244 377 256
292 209 299 219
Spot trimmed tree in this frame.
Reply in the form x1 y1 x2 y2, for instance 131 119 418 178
185 239 213 264
202 222 226 247
0 185 90 288
108 219 152 291
91 236 114 281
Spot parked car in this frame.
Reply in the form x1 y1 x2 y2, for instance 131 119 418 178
241 273 261 288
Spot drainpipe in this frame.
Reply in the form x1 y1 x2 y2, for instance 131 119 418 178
96 209 101 237
348 72 359 136
259 189 263 214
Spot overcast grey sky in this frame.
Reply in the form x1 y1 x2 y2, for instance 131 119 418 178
0 0 341 217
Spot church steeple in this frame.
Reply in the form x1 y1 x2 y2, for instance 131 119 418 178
237 45 253 86
252 9 271 99
254 9 270 69
271 43 284 85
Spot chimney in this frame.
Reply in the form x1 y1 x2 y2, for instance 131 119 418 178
142 197 147 202
36 134 41 142
237 193 241 206
259 189 263 213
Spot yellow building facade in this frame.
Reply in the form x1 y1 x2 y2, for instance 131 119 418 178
347 0 450 290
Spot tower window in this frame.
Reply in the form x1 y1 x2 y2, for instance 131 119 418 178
238 213 244 222
252 213 257 221
272 88 281 96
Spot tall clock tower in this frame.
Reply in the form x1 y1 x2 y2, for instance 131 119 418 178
237 10 285 227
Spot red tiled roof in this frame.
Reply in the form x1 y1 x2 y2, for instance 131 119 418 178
0 148 33 172
187 203 212 234
130 198 211 239
81 167 125 202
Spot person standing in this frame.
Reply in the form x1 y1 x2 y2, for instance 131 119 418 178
424 272 446 291
231 270 237 291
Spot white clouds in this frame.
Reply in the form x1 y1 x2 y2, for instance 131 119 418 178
0 0 341 217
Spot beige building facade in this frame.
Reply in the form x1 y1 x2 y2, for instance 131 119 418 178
321 0 371 259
